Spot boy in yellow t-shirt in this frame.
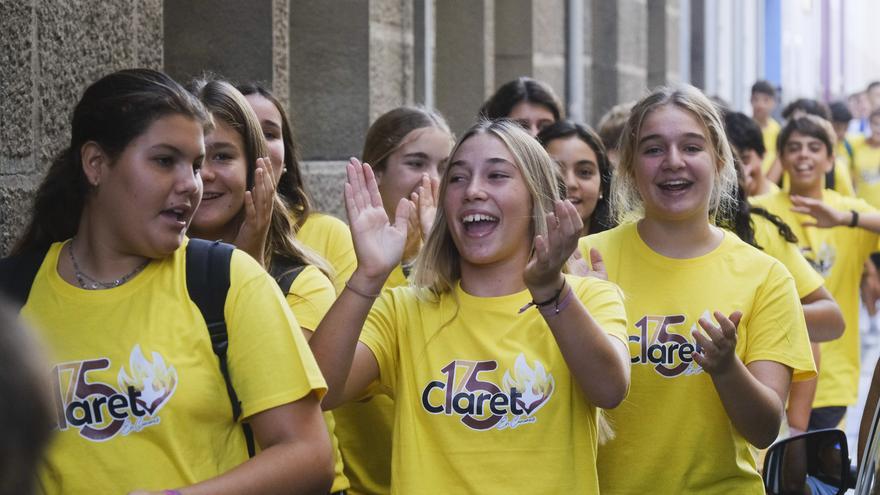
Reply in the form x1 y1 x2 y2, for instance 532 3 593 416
752 115 880 430
851 110 880 208
750 80 781 175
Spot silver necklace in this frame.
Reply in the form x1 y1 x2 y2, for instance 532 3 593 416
68 237 150 290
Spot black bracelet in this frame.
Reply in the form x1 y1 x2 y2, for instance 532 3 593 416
518 278 566 314
850 209 859 228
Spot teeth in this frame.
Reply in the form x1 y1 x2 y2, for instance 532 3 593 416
662 180 689 186
203 192 221 199
462 214 498 224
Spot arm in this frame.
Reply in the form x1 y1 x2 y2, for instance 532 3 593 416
801 286 845 342
859 357 880 464
308 158 411 410
130 395 334 495
791 194 880 232
786 343 820 434
692 311 791 448
524 201 630 409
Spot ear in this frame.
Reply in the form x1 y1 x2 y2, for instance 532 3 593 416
373 168 384 186
80 141 109 188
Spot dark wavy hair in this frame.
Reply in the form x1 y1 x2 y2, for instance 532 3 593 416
13 69 210 255
479 77 563 122
537 120 613 234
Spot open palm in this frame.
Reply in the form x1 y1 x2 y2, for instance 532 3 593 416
345 158 412 279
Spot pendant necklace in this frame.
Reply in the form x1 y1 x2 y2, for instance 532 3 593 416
68 237 150 290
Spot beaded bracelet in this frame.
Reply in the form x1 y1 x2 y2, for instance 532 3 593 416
164 490 182 495
538 282 574 318
518 278 567 314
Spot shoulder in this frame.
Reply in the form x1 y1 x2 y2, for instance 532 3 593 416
300 213 350 237
289 265 335 297
580 223 631 251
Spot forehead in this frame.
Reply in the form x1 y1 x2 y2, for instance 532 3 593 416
133 114 205 152
451 132 516 164
509 101 555 120
639 104 707 138
205 118 244 146
546 135 596 160
396 126 452 155
244 93 282 124
785 131 825 145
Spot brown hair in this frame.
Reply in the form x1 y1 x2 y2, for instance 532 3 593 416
362 106 452 172
479 77 564 122
13 69 211 255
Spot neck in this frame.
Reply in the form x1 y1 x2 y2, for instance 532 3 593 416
189 218 241 245
755 114 769 127
637 215 723 259
63 214 151 286
789 182 823 199
458 250 531 297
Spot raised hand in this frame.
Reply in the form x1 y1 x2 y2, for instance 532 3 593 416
525 200 584 294
692 311 743 376
234 157 276 265
410 173 440 241
566 247 608 280
790 194 849 228
345 158 412 280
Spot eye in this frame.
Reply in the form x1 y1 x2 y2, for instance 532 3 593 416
263 131 279 140
576 167 595 179
192 157 203 173
515 120 530 131
154 155 174 167
683 144 704 153
642 146 663 156
212 152 233 162
448 173 465 183
405 160 426 169
488 171 510 180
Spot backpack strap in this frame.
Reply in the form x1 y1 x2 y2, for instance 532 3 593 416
185 239 255 457
269 256 306 295
0 245 51 312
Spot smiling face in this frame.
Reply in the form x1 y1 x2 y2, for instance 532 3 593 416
546 135 601 227
89 114 204 258
375 126 452 218
781 131 832 196
189 119 248 240
738 147 764 197
508 101 556 137
244 93 285 183
443 132 533 271
634 104 716 224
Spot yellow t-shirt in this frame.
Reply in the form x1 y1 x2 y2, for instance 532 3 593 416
751 212 825 299
851 139 880 208
24 240 326 494
358 276 628 494
761 117 781 174
334 265 407 495
285 265 349 493
752 191 879 408
580 223 815 495
296 212 357 295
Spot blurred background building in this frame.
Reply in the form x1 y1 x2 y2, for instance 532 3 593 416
3 0 880 254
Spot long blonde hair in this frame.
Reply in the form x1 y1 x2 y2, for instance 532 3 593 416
412 119 562 296
612 85 738 226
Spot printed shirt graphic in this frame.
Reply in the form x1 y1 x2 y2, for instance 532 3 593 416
752 190 879 408
580 223 815 495
23 240 326 494
358 276 627 494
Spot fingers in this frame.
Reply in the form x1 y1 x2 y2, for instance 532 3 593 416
393 197 415 235
589 248 605 272
243 190 255 222
347 158 368 212
363 162 383 208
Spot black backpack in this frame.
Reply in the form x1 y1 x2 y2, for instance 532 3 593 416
0 238 305 458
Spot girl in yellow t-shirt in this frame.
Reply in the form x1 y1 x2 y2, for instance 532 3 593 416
186 78 349 495
581 85 815 494
309 119 631 494
6 69 331 494
328 106 455 495
237 82 356 295
537 120 613 236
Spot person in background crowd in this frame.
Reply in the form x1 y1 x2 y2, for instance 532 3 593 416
724 111 779 197
332 105 454 495
0 302 53 495
186 77 347 495
311 119 630 493
753 115 880 432
750 80 781 176
538 120 613 236
479 77 563 137
3 68 332 494
583 85 815 494
596 101 634 167
238 82 355 295
829 101 859 173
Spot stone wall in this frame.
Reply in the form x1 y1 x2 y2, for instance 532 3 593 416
0 0 683 255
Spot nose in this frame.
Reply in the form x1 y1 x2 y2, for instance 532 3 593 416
427 165 441 182
200 161 216 183
663 147 685 170
464 175 487 201
564 169 579 193
176 164 201 196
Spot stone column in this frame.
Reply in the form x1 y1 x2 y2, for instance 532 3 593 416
289 0 414 217
435 0 494 136
0 0 162 255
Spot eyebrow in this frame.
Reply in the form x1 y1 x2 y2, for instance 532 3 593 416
402 151 429 159
207 141 239 150
148 144 205 161
638 132 706 145
448 157 513 169
260 120 282 131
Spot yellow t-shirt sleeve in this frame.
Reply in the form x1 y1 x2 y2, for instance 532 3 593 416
359 289 402 397
575 276 628 347
226 251 327 419
285 265 336 331
742 261 817 382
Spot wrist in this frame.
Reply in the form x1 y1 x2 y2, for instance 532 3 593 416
526 274 566 303
848 209 859 228
349 269 387 295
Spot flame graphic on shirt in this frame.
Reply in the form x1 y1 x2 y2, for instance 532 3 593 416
117 345 178 416
502 353 555 415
